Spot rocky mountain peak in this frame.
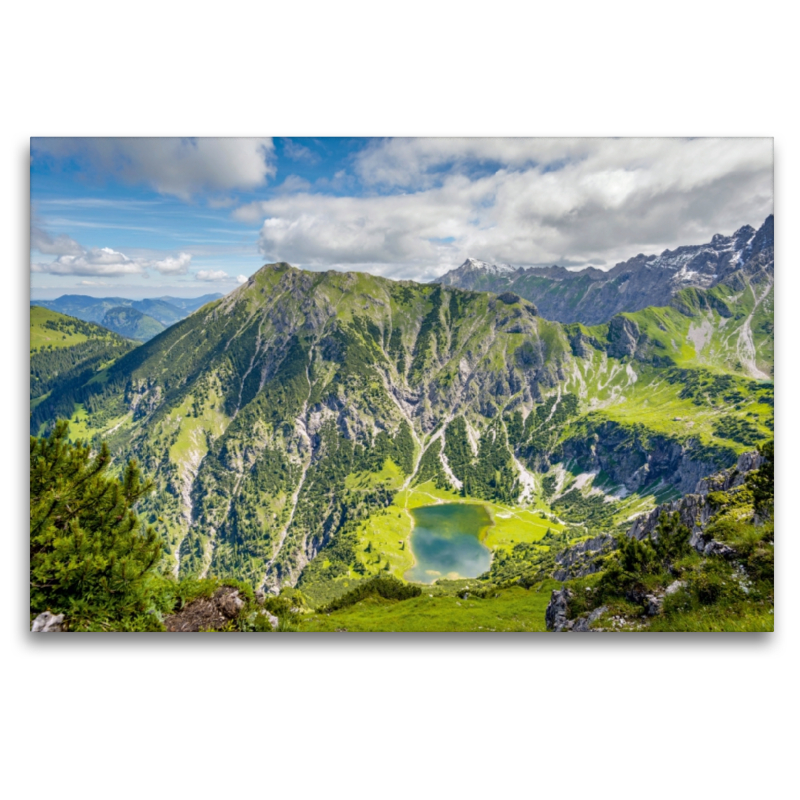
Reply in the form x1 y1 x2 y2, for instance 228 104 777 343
734 223 756 239
751 213 774 251
461 258 517 275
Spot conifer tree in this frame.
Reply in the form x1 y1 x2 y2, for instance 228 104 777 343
653 511 692 564
30 421 161 627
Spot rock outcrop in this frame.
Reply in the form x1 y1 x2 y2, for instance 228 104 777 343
560 420 736 495
572 605 609 632
544 451 764 632
545 588 572 631
553 534 615 581
697 450 764 496
164 586 245 632
545 589 608 632
260 611 279 630
31 611 64 633
627 452 763 557
627 449 762 553
606 316 641 359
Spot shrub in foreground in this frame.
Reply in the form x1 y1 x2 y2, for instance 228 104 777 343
30 421 162 629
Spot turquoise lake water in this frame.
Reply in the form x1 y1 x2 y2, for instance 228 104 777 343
405 503 492 584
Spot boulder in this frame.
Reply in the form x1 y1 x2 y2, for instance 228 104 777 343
644 595 663 616
554 534 615 581
217 588 245 618
572 605 608 632
588 605 608 624
31 611 64 633
702 540 737 559
545 587 572 631
260 611 279 631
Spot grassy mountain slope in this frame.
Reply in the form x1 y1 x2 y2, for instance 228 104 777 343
30 307 137 415
31 263 773 605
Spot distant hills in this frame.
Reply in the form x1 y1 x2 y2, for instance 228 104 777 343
436 216 773 325
30 293 223 341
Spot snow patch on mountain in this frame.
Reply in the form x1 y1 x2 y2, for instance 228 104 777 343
462 258 518 275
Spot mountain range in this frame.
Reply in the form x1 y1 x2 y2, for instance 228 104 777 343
437 215 774 326
30 293 223 341
29 218 774 608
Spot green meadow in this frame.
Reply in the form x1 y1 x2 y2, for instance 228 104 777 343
298 581 558 632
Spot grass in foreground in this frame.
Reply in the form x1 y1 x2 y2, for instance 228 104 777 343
298 582 558 632
648 604 774 632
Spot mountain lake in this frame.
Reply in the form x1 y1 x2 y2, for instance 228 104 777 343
405 503 492 584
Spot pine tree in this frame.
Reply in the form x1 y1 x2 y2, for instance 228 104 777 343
653 511 692 564
746 439 774 517
30 421 161 628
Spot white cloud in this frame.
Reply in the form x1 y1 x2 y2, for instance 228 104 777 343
31 229 194 278
79 280 109 286
353 137 555 187
32 247 147 277
152 252 191 275
278 175 312 193
236 137 772 280
196 270 231 282
236 274 248 284
33 137 276 200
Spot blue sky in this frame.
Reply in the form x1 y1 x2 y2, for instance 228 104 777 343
31 138 369 298
30 137 773 299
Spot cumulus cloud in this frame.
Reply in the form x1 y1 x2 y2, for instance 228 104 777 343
278 175 312 193
237 137 772 279
236 274 249 284
31 229 193 278
32 247 147 277
353 137 557 187
152 252 191 275
32 137 276 200
196 270 231 282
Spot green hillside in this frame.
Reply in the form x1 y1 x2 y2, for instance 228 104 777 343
31 305 101 351
30 306 137 422
100 306 165 341
29 263 773 611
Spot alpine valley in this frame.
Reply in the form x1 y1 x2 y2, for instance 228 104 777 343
30 216 775 632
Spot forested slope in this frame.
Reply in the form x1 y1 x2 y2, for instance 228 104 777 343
30 307 137 422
